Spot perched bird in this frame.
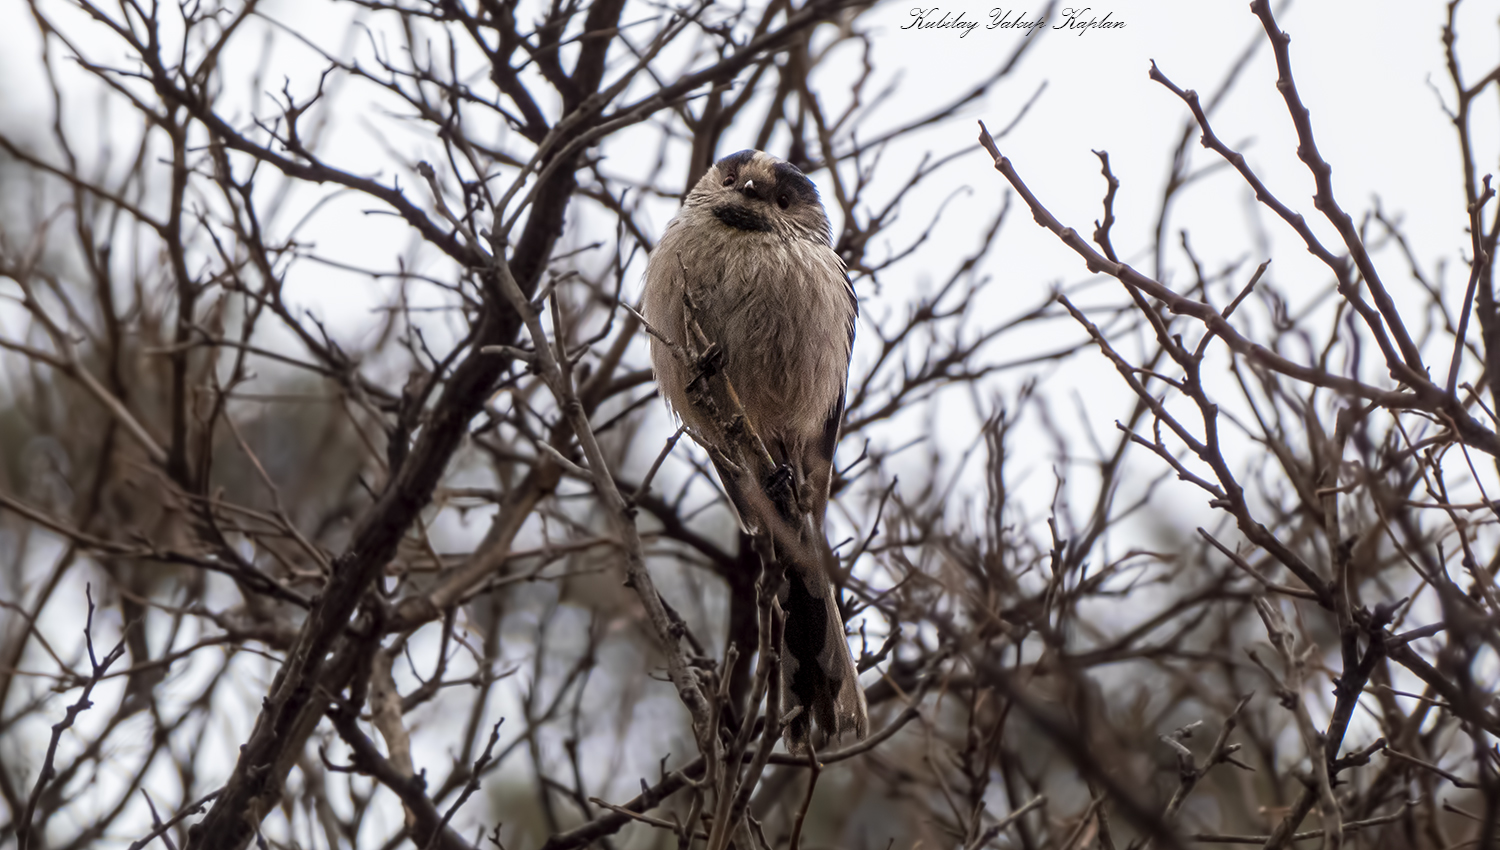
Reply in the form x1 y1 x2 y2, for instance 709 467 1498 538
643 149 868 750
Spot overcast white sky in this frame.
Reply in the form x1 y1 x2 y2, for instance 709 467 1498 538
0 0 1484 365
860 0 1474 307
781 1 1500 554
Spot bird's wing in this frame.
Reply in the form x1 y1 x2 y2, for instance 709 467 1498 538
816 270 858 468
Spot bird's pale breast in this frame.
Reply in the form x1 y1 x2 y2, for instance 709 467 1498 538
646 222 852 451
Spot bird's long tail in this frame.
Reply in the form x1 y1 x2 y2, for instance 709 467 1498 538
711 456 869 752
780 547 869 753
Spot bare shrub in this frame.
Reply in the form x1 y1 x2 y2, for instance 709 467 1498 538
0 1 1496 849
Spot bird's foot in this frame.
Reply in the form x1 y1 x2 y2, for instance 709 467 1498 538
765 463 798 521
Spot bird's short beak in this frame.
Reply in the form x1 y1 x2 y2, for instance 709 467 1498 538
740 179 759 200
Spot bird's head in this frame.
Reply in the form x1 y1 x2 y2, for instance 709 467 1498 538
687 150 832 245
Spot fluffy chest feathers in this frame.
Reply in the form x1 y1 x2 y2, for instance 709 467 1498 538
648 219 854 444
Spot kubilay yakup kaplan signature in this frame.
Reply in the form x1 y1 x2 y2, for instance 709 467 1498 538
900 7 1125 38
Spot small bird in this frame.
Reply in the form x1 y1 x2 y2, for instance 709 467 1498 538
643 149 867 751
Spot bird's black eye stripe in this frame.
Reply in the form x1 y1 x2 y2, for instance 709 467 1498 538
771 161 820 206
714 150 758 187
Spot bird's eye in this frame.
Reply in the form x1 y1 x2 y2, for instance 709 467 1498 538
722 173 735 187
776 194 790 210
